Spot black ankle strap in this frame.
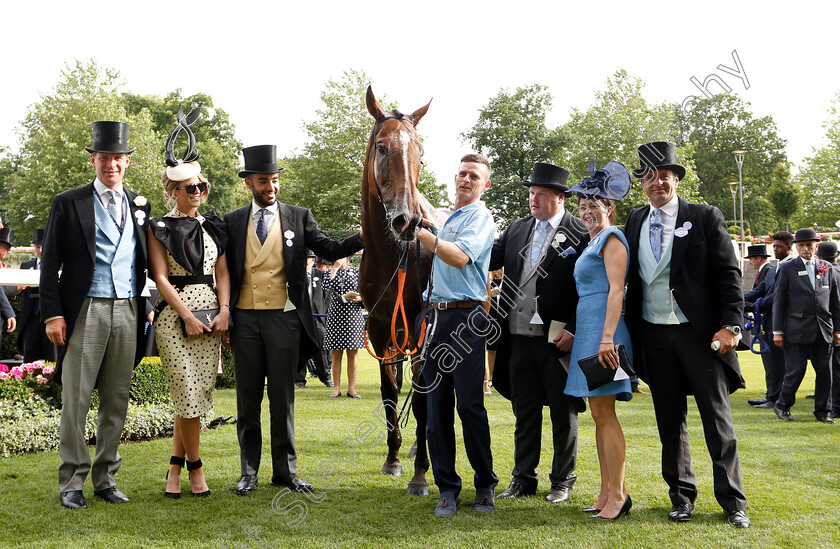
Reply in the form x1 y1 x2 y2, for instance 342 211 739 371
186 459 203 472
170 456 186 467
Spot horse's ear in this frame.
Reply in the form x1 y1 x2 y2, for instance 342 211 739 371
366 86 384 120
410 98 433 127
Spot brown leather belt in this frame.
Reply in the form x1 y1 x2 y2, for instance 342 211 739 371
431 300 483 310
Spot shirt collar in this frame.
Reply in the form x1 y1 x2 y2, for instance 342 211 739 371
93 178 124 197
537 208 565 231
251 201 279 217
654 195 679 218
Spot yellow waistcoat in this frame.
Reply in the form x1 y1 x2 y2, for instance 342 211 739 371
237 212 288 309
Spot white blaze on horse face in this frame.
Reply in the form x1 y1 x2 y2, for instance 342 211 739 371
399 129 411 214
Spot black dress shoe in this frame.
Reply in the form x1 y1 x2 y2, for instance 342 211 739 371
747 398 768 406
294 381 306 389
544 485 572 503
235 474 258 496
272 474 313 493
668 502 694 522
773 405 794 421
93 486 129 503
815 414 836 424
726 510 752 528
753 400 776 409
496 480 536 500
60 490 87 509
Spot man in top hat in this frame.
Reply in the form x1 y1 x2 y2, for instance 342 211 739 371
295 250 333 388
223 144 363 496
488 161 588 505
771 228 840 424
40 121 150 509
624 142 751 527
0 227 16 346
742 244 784 409
16 229 57 363
815 241 840 419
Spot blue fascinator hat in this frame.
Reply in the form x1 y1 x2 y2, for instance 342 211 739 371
569 159 631 200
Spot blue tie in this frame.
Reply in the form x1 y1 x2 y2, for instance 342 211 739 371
805 260 816 290
256 209 268 245
530 220 550 267
650 208 663 263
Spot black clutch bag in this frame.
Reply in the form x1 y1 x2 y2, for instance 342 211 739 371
180 308 220 338
577 344 632 392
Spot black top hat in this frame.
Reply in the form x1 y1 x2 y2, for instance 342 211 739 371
745 244 769 258
315 257 332 266
306 249 316 259
523 162 571 193
793 228 819 243
816 241 839 260
633 141 686 180
32 229 45 245
239 145 286 178
0 227 14 249
85 121 136 155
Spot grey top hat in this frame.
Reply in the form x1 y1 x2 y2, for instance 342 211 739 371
816 241 839 260
793 228 819 242
745 244 770 258
85 121 136 155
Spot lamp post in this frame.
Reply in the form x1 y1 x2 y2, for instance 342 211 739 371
728 181 739 228
733 150 748 241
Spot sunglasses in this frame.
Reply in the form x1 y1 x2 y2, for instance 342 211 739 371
176 182 208 194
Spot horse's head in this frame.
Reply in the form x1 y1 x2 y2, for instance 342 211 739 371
364 86 431 242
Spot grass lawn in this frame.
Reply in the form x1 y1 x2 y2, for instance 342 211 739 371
1 351 838 548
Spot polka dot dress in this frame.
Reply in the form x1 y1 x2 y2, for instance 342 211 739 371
323 267 365 350
156 208 221 419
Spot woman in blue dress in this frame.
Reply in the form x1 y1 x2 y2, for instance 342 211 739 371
565 161 633 520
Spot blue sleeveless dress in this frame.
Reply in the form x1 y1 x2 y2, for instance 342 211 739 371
564 226 633 401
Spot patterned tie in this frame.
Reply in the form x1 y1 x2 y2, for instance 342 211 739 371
805 260 816 290
530 220 550 267
256 209 268 245
107 190 118 222
650 208 663 263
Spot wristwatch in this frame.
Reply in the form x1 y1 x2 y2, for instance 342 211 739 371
723 325 742 336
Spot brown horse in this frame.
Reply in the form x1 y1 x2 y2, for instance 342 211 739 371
358 86 433 496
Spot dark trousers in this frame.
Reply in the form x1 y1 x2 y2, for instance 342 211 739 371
759 319 785 402
777 339 831 416
231 308 301 479
19 316 58 363
508 334 577 489
832 345 840 416
420 306 498 497
640 321 746 512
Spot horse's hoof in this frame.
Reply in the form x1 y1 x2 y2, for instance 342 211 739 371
381 463 402 476
406 482 429 497
407 441 418 459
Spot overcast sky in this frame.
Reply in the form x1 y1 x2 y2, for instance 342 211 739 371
2 0 837 191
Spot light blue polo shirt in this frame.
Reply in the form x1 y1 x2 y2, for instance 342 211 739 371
425 200 495 302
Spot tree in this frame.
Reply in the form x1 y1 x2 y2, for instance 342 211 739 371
282 69 447 238
562 70 702 223
3 60 161 240
676 94 787 234
122 90 249 215
766 163 801 231
795 91 840 229
462 84 570 227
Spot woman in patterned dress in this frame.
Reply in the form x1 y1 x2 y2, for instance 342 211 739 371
323 256 365 398
148 159 230 498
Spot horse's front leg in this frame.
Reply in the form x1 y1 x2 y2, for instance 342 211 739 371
379 355 402 476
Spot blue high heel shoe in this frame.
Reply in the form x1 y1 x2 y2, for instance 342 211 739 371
591 496 632 520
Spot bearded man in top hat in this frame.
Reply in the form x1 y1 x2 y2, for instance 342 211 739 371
40 121 150 509
16 229 57 363
488 162 588 505
742 244 784 409
223 145 363 496
771 228 840 424
623 142 751 527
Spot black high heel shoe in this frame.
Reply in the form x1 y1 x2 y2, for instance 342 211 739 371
187 459 211 497
582 506 601 513
591 496 632 520
165 456 185 499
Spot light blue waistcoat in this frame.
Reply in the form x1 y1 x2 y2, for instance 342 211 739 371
638 214 688 325
88 192 137 298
